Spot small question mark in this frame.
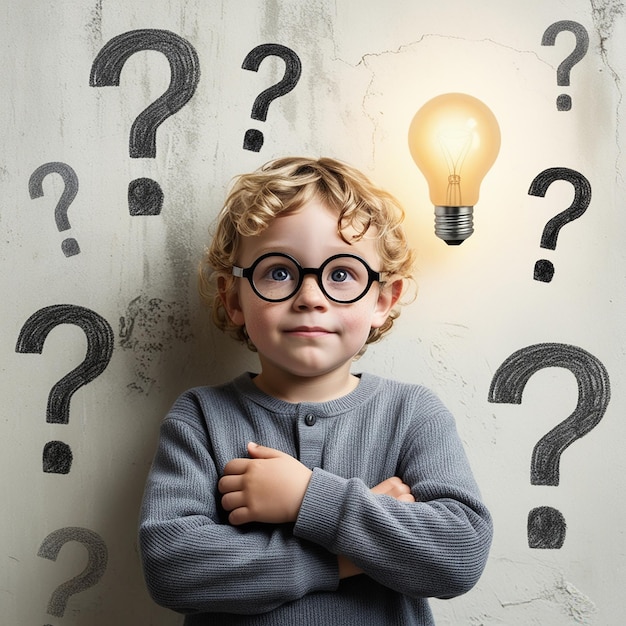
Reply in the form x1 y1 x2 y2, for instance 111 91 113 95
488 343 610 549
541 21 589 111
528 167 591 283
242 43 302 152
28 162 80 257
38 527 108 620
15 304 114 474
90 29 200 216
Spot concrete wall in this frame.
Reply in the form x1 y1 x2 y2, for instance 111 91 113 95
2 1 624 623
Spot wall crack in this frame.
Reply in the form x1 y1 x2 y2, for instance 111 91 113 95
590 0 624 182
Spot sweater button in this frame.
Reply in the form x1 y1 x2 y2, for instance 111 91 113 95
304 413 317 426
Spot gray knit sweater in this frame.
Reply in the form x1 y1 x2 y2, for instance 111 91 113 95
139 372 492 625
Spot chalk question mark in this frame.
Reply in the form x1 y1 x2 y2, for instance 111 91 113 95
541 21 589 111
488 343 610 549
38 527 108 620
90 29 200 216
242 44 302 152
15 305 114 474
28 162 80 257
528 167 591 283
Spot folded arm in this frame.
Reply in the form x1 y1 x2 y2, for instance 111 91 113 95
293 410 493 600
218 444 416 580
139 417 338 615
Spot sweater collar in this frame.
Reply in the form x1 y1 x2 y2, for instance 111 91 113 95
232 371 381 416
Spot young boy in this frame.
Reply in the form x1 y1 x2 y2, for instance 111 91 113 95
139 157 492 625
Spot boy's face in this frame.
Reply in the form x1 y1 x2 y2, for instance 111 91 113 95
221 197 401 395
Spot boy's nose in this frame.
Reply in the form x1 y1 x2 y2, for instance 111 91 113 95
292 275 328 309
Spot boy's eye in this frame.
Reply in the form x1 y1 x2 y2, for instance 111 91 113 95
329 268 353 283
268 266 292 282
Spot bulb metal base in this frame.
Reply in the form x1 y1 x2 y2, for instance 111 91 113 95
434 206 474 245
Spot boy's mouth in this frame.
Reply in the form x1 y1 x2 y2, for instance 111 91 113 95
285 326 333 337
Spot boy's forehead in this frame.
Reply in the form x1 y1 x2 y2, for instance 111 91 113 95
236 200 380 264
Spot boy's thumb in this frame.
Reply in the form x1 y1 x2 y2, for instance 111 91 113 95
247 442 280 458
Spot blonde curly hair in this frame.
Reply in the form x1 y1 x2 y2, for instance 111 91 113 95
199 157 415 351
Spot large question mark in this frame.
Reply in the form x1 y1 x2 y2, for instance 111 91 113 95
15 305 114 474
90 29 200 216
28 162 80 257
541 21 589 111
242 44 302 152
38 527 108 620
528 167 591 283
488 343 610 549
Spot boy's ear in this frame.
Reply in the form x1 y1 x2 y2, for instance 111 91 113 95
371 279 403 329
218 276 245 326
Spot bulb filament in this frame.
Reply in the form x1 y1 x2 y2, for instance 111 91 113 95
439 130 472 206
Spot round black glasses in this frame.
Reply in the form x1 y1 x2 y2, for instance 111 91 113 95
232 252 383 303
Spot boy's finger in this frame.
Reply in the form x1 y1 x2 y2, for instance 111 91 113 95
246 442 284 459
222 458 250 475
370 477 394 494
228 506 253 526
218 474 244 494
396 493 416 503
221 491 246 512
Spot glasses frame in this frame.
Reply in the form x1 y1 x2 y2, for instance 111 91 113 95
232 252 383 304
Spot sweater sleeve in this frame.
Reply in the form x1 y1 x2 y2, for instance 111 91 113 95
293 402 492 600
138 395 338 615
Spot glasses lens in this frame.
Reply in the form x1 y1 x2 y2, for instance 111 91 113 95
252 255 300 300
322 256 370 302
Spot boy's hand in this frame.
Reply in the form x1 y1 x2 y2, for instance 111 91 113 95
219 443 313 525
370 476 416 503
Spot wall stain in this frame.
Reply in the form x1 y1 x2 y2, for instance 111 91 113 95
119 296 193 394
590 0 624 178
590 0 625 46
86 0 104 51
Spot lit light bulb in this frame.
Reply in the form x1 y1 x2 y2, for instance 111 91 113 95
408 93 501 245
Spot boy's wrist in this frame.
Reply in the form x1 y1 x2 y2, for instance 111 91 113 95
337 554 363 579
